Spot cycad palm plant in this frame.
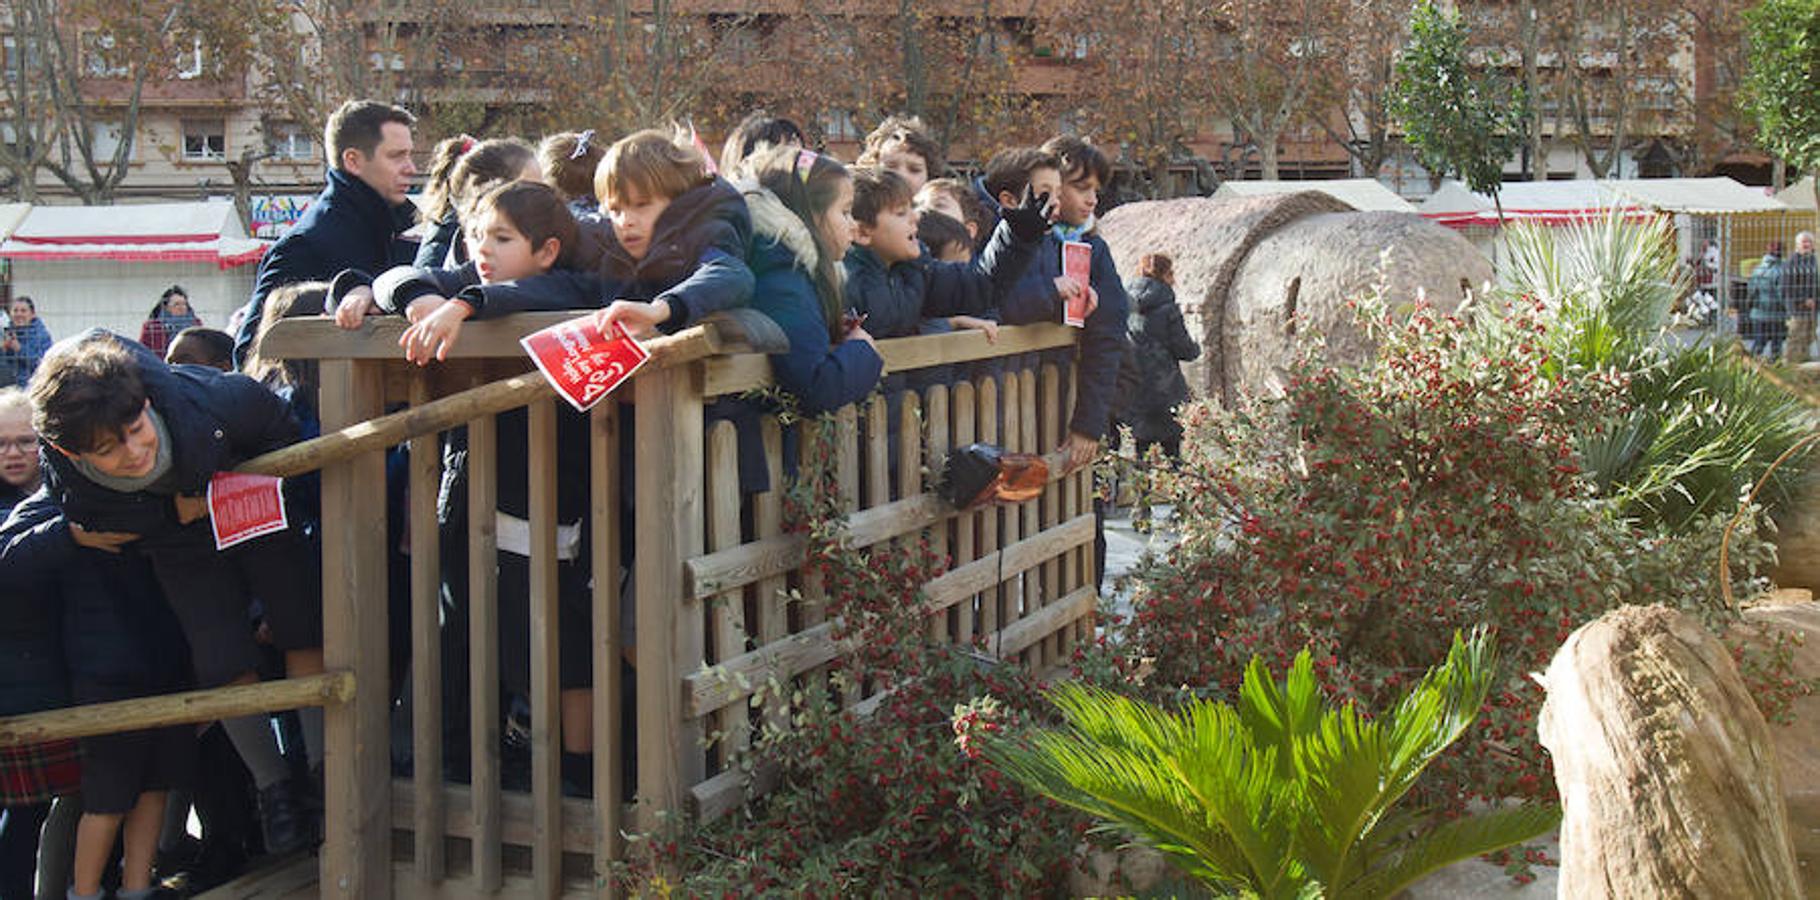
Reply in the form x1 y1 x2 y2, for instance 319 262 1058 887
980 630 1557 899
1500 211 1815 529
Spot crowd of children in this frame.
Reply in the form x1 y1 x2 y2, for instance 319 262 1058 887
0 102 1136 896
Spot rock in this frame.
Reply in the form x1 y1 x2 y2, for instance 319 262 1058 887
1540 604 1802 899
1732 600 1820 897
1098 193 1490 406
1772 474 1820 595
1068 843 1167 896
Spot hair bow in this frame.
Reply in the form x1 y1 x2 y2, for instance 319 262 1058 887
795 148 818 183
569 129 596 161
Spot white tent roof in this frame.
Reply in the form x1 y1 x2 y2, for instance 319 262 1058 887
0 204 29 243
1214 178 1416 212
0 201 269 269
1420 177 1783 228
1776 176 1817 210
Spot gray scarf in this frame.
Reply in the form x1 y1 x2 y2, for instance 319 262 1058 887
71 406 175 493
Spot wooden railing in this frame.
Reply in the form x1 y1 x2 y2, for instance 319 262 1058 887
0 312 1097 898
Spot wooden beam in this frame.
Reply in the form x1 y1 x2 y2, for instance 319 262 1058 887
0 673 353 746
260 313 722 362
700 324 1077 397
408 374 445 884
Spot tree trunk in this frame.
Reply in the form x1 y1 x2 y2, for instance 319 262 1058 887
1538 604 1802 900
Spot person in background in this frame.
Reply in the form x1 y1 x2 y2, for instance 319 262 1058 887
914 178 990 251
413 138 540 269
138 286 202 358
856 115 946 195
539 130 609 220
1748 242 1787 358
719 111 804 180
3 297 52 388
232 99 419 366
1783 231 1816 364
915 210 974 265
164 328 235 371
1114 252 1200 465
0 387 81 900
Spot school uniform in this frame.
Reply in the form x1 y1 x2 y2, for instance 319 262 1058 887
36 331 320 689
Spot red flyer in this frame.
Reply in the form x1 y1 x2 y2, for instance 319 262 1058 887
1061 240 1092 327
207 472 289 550
520 317 651 412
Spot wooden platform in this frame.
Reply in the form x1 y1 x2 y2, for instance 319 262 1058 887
196 851 606 899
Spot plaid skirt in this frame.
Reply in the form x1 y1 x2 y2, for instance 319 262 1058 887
0 738 81 806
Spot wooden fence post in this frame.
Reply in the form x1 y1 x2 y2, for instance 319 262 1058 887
634 365 706 831
318 358 392 899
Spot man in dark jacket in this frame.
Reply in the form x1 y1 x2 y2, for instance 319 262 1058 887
28 331 324 853
1784 231 1817 363
232 99 420 365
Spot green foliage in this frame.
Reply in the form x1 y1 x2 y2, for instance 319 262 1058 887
1500 212 1817 529
984 630 1559 899
1744 0 1820 181
1390 0 1525 201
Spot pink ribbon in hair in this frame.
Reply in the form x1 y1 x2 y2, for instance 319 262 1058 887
796 148 817 183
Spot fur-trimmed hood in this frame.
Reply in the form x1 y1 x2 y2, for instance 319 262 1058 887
738 180 820 273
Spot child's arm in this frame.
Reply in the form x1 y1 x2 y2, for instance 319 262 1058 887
767 301 883 416
373 263 481 316
0 486 76 582
919 190 1050 319
844 257 923 339
651 181 756 333
459 270 612 318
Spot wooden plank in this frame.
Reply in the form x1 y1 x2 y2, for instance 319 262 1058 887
317 358 391 900
260 313 727 364
998 372 1025 657
0 673 353 746
753 418 790 735
588 402 623 895
950 381 977 646
467 412 503 893
701 324 1077 397
683 493 947 602
994 586 1097 662
836 404 859 513
865 395 890 509
976 375 1001 638
1019 368 1041 669
705 421 749 760
1038 363 1063 670
408 375 445 883
392 781 602 854
526 399 562 900
913 389 943 642
683 514 1095 719
634 366 707 830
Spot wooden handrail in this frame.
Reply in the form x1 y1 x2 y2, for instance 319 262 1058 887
0 672 355 746
237 320 724 478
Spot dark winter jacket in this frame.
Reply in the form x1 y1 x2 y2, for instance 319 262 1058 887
0 487 189 693
0 482 67 715
39 331 300 548
5 318 52 387
1115 277 1199 433
743 186 883 417
414 212 467 269
997 230 1132 441
841 217 1035 339
1784 250 1818 319
1749 254 1786 323
234 168 419 365
361 177 754 331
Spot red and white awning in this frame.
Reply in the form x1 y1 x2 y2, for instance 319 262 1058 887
0 201 272 269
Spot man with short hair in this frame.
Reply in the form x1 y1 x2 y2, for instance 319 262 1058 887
231 100 420 365
1784 231 1817 363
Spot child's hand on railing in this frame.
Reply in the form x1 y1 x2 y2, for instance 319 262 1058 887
403 295 449 324
173 493 210 525
594 299 671 339
844 324 878 353
400 299 474 365
333 286 380 330
950 315 999 344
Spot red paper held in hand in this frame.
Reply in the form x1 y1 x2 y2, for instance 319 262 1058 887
207 472 288 550
1061 240 1092 327
520 317 652 412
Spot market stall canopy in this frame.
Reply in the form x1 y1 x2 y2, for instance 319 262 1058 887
1213 178 1416 212
0 201 271 269
0 204 30 244
1775 176 1818 211
1421 177 1785 229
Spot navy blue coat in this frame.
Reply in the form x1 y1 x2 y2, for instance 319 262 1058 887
997 231 1131 441
414 212 466 269
234 169 419 365
841 218 1036 340
40 332 300 548
0 487 188 694
747 234 882 418
0 482 67 715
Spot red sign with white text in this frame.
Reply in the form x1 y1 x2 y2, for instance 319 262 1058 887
1062 240 1092 327
520 317 651 412
207 472 289 550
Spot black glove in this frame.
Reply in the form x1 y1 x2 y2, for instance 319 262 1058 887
1000 185 1054 243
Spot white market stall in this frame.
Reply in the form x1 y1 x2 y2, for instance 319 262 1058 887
0 201 269 344
1213 178 1417 212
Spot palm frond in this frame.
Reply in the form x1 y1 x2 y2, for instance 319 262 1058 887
1345 804 1562 900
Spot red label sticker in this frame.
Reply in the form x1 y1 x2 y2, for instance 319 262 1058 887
207 472 289 550
520 317 652 412
1061 240 1092 327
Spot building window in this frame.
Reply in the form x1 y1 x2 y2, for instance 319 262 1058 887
182 119 226 161
174 36 205 79
89 120 127 160
82 32 129 78
266 122 314 160
820 109 861 142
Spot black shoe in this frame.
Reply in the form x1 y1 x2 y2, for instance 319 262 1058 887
256 780 312 856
